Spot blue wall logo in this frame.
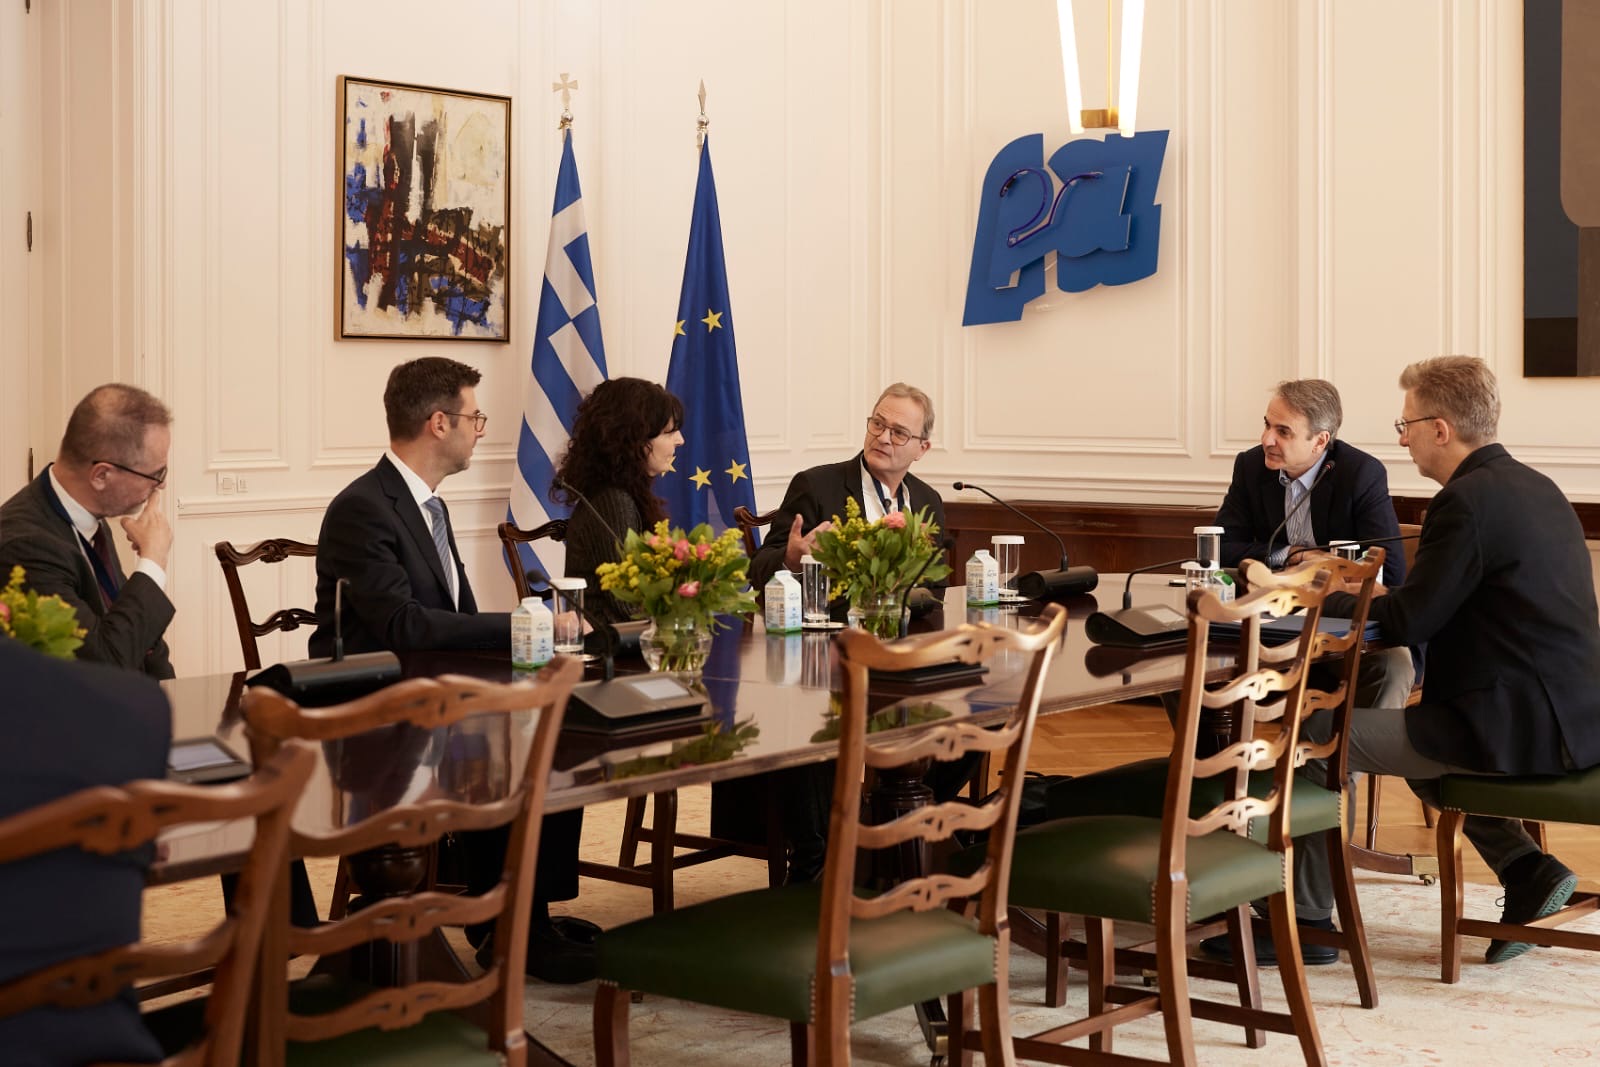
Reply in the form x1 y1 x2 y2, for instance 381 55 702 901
963 130 1168 326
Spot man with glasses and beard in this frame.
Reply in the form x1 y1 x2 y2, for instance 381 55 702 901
0 384 175 679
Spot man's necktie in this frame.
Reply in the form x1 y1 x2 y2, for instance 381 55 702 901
89 524 121 603
423 497 458 604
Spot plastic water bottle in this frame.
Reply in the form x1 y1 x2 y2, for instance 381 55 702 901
511 596 554 669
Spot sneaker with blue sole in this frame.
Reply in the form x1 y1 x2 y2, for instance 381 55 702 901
1485 854 1579 965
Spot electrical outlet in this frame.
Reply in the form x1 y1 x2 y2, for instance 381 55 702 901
218 473 236 494
237 476 248 493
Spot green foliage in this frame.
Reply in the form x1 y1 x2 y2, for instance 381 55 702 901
609 718 760 779
0 566 86 659
596 520 759 630
809 497 953 605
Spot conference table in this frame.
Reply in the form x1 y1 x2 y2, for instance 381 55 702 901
156 577 1218 1065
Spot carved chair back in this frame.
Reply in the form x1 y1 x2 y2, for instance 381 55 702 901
214 538 319 670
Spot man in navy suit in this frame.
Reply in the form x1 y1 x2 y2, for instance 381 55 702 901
311 357 589 983
1316 356 1600 965
0 639 170 1065
0 385 175 679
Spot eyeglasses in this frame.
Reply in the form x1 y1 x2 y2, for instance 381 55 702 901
440 411 488 432
1393 415 1438 437
94 459 168 487
865 415 925 447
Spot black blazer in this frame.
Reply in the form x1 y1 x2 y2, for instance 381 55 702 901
1326 444 1600 775
1214 439 1406 587
748 453 947 590
0 641 170 1065
309 456 508 656
0 470 175 679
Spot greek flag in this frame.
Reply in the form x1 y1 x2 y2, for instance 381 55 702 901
660 137 756 532
507 129 607 588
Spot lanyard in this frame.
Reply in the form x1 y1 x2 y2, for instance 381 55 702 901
864 460 908 518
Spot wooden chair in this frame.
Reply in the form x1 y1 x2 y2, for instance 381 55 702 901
497 518 568 600
733 504 780 558
594 603 1069 1066
215 538 318 670
239 659 582 1065
1437 766 1600 982
973 574 1334 1065
1035 552 1386 1012
0 743 314 1067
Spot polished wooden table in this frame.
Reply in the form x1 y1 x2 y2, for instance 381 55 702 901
157 578 1211 1065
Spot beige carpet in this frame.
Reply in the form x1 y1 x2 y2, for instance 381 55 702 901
145 791 1600 1065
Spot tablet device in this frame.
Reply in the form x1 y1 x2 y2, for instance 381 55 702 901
167 737 252 785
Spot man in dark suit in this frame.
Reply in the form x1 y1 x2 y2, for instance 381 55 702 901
311 357 589 983
1317 356 1600 965
749 383 953 881
749 382 947 590
0 384 175 679
0 639 171 1065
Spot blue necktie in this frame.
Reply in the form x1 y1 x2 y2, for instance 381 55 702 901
422 497 458 606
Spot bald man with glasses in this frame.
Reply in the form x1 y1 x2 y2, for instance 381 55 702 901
0 384 175 678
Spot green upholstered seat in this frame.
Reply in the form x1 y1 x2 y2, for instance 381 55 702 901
596 882 997 1023
1045 757 1342 840
1439 764 1600 825
962 813 1285 925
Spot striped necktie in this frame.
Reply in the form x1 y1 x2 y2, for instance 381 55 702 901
422 497 459 606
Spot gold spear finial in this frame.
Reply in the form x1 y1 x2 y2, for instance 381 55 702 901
553 73 578 130
696 80 708 148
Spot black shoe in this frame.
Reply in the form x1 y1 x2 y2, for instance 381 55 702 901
1199 915 1340 967
1486 855 1578 964
475 916 601 984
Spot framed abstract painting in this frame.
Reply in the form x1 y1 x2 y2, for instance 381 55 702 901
337 75 511 341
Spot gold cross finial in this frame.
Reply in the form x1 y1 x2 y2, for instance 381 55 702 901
553 73 578 129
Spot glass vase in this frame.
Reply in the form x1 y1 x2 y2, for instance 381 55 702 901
846 592 908 640
641 615 713 676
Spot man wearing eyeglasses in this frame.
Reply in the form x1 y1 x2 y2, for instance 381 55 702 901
0 384 175 678
748 382 946 590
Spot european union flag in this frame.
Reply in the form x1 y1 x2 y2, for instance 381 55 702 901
660 137 756 532
508 129 608 587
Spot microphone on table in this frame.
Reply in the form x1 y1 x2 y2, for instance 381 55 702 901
247 577 401 706
1263 459 1336 566
950 482 1098 600
1083 556 1200 649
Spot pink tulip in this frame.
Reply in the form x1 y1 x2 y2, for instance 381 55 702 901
881 511 907 530
677 581 701 597
0 602 9 624
674 539 692 560
697 543 711 559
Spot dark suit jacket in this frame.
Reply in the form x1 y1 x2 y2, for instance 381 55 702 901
748 453 947 590
309 456 508 657
0 640 170 1066
1215 439 1406 587
0 470 175 679
1325 444 1600 775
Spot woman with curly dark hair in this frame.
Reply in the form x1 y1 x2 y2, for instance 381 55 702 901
552 377 685 624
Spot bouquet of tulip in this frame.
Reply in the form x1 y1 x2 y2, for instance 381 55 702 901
810 497 953 607
0 566 86 659
596 520 759 632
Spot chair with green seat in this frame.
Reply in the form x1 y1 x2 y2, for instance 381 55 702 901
239 658 582 1066
1436 766 1600 982
956 573 1335 1066
592 603 1069 1066
1035 551 1385 1013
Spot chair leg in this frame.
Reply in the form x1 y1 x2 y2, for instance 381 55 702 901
1222 904 1265 1049
1265 891 1326 1067
1043 911 1068 1008
1152 907 1197 1067
1438 808 1467 983
789 1021 812 1066
1325 827 1378 1009
619 796 648 867
976 972 1016 1067
593 982 632 1067
947 988 976 1067
1084 916 1114 1054
1524 819 1547 852
1363 773 1383 849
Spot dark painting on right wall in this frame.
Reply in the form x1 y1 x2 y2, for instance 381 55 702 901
1525 0 1600 377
